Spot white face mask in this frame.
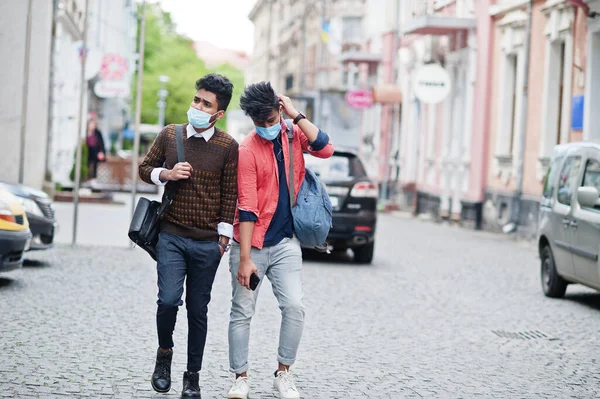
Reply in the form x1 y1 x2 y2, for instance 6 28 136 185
187 107 217 129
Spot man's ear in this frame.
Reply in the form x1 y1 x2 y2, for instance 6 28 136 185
215 110 225 121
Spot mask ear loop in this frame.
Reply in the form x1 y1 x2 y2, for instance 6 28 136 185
209 110 222 126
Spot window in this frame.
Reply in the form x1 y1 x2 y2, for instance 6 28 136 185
542 156 563 201
581 158 600 210
557 156 582 206
285 74 294 91
508 55 518 153
303 154 367 181
496 52 520 156
342 17 362 43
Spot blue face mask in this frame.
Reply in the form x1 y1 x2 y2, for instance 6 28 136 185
255 117 282 141
187 107 217 129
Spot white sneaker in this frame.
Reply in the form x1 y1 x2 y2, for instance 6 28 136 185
227 376 250 399
273 370 300 399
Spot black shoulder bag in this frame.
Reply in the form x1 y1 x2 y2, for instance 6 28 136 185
128 124 185 261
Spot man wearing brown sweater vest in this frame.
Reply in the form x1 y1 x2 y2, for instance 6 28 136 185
139 74 239 398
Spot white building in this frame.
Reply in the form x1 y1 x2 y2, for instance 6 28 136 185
47 0 137 187
0 0 55 189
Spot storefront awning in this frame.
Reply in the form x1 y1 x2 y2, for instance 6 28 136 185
372 84 402 104
401 15 476 36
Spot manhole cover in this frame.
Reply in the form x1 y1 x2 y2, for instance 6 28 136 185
492 330 553 340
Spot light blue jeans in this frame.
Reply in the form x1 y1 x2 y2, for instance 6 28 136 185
228 236 305 374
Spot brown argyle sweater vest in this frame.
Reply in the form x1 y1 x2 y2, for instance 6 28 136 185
139 123 239 241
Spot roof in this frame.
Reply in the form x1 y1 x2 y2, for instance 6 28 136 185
552 141 600 158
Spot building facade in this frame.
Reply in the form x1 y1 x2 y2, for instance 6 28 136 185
387 0 493 228
483 0 588 236
47 0 137 187
0 0 55 190
247 0 368 149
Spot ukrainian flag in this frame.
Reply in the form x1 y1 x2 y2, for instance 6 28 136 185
321 18 329 43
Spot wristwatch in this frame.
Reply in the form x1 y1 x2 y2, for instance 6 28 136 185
218 240 232 253
293 112 306 125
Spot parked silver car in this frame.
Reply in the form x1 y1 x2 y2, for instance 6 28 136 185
538 141 600 297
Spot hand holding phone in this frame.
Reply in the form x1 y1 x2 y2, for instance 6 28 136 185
249 273 260 291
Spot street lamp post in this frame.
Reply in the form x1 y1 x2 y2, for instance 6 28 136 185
72 0 90 246
157 75 170 128
130 0 146 228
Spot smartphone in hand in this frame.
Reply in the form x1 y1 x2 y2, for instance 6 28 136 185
249 273 260 291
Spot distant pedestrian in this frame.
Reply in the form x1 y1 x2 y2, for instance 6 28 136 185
138 73 239 398
86 119 106 180
226 82 333 399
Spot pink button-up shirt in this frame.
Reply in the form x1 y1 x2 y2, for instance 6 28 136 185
233 121 334 249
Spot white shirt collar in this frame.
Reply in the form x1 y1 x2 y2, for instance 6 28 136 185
186 123 215 141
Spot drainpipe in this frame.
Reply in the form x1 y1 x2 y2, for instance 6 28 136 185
380 0 401 204
509 0 533 232
18 0 34 184
45 0 60 184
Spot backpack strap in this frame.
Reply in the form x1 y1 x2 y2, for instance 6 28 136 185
285 119 295 209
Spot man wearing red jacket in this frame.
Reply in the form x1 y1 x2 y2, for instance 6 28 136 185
226 82 333 399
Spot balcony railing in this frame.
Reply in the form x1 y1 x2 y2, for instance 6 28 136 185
401 0 476 36
409 0 437 18
405 0 474 19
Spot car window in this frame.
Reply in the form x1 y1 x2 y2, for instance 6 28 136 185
581 158 600 210
542 156 563 200
303 154 367 181
557 156 582 206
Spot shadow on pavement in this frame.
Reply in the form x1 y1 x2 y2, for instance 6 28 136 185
567 292 600 312
0 277 18 290
22 259 51 268
302 249 375 267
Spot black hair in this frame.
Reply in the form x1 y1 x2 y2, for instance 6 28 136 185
239 81 279 123
195 73 234 111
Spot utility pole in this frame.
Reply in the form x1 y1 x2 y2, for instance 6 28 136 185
72 0 90 246
157 75 170 128
18 0 34 184
380 0 401 204
131 0 147 224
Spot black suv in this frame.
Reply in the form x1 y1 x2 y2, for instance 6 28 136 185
0 182 57 250
304 149 377 263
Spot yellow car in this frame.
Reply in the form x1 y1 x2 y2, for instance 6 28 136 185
0 187 32 272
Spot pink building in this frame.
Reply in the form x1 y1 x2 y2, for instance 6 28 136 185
483 0 589 235
356 0 599 233
387 0 494 228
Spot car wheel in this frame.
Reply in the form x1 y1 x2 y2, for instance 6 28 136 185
354 242 374 264
540 245 567 298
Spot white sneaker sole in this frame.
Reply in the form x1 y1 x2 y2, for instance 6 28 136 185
273 382 300 399
227 393 248 399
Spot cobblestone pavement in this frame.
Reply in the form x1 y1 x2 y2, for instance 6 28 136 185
2 214 600 398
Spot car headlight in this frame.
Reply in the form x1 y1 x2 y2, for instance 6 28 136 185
19 197 44 217
0 199 15 223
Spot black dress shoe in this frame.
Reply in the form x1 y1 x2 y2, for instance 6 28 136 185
151 348 172 393
181 371 201 398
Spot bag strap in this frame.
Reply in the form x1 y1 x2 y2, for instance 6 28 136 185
163 124 184 207
176 124 185 163
285 120 295 209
